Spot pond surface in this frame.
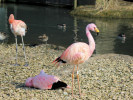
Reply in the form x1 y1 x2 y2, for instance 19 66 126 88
0 3 133 56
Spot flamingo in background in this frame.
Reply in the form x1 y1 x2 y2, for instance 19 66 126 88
9 14 28 66
25 70 70 90
53 23 99 97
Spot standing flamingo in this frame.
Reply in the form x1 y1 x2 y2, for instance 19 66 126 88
8 14 28 66
53 23 99 97
25 70 70 90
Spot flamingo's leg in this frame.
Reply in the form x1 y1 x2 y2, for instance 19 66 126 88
72 65 75 97
77 65 81 97
21 36 28 66
14 36 20 66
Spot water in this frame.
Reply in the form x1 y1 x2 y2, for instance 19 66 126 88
0 3 133 56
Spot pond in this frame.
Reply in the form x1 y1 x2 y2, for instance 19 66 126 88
0 3 133 56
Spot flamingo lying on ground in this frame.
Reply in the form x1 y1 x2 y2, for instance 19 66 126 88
53 23 99 97
25 70 70 90
8 14 28 66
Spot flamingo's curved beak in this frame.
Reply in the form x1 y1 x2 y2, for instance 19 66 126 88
95 28 99 35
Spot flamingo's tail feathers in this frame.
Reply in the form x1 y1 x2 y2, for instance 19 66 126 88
51 81 68 90
53 57 66 66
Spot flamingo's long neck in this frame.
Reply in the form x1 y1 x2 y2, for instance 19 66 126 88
86 28 95 54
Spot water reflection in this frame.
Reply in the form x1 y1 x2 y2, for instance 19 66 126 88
73 17 78 43
73 16 133 56
0 3 133 56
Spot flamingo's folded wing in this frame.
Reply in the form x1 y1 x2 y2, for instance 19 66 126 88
32 74 59 89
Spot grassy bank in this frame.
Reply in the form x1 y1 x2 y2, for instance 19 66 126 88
70 2 133 18
0 44 133 99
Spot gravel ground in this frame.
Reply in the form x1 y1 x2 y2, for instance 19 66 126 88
0 44 133 100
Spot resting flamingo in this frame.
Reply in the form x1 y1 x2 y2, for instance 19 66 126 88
8 14 28 66
25 70 70 90
53 23 99 97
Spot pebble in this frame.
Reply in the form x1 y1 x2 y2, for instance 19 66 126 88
63 92 68 95
0 44 133 100
130 75 133 80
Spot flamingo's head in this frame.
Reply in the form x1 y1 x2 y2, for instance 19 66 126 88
25 77 33 87
87 23 100 35
9 14 14 24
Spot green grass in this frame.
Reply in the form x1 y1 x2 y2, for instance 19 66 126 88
97 9 133 18
70 5 133 18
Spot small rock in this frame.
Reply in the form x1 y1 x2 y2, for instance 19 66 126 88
58 89 62 93
63 92 68 95
130 75 133 80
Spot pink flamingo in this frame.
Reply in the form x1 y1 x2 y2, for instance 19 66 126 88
9 14 28 66
53 23 99 97
25 70 70 90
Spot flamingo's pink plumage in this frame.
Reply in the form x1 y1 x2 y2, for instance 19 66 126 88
25 70 70 90
9 14 28 66
53 23 99 97
9 14 27 36
60 42 92 65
